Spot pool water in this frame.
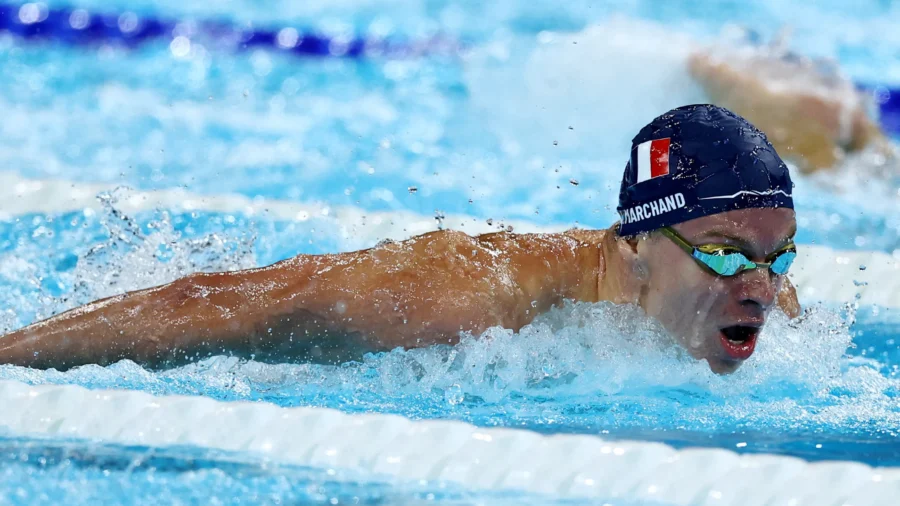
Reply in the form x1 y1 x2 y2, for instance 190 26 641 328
3 437 671 505
1 0 900 503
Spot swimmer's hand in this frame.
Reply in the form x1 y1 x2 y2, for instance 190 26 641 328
688 48 891 173
777 276 800 320
0 230 601 370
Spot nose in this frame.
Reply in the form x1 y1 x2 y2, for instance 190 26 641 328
737 267 778 311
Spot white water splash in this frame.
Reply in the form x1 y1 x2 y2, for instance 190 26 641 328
0 188 256 332
2 295 895 436
67 188 257 300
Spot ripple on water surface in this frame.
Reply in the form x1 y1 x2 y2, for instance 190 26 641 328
2 300 898 465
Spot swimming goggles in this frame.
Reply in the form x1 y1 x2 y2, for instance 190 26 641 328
658 226 797 277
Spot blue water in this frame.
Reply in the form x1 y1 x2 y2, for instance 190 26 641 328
1 0 900 503
0 437 668 506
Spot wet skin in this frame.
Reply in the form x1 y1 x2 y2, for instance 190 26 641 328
688 49 891 173
624 208 798 374
0 208 798 373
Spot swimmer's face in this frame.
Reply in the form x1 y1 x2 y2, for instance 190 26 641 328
636 208 796 374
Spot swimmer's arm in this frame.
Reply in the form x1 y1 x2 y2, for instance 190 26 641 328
688 51 891 172
0 265 308 369
0 230 590 369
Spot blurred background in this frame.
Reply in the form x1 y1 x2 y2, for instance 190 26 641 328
2 0 899 253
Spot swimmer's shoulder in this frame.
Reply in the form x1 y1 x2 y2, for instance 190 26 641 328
361 227 611 264
560 227 609 248
471 226 611 255
473 226 607 251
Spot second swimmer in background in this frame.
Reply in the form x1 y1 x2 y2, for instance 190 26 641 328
688 29 896 175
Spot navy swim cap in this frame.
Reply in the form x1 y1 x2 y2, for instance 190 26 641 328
616 104 793 237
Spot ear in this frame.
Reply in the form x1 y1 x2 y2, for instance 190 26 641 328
622 234 641 252
606 234 650 305
618 234 650 281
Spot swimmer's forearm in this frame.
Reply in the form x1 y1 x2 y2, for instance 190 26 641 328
0 249 453 369
0 276 246 368
0 289 169 368
688 51 889 172
777 277 801 319
0 265 324 369
0 257 394 369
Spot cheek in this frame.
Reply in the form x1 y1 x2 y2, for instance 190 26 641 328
646 254 700 305
645 256 730 330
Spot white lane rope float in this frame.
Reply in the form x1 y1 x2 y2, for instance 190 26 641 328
1 171 899 505
0 379 897 505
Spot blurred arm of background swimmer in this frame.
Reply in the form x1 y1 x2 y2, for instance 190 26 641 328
688 47 893 173
0 228 800 370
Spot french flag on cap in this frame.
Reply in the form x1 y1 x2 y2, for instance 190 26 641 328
635 137 671 183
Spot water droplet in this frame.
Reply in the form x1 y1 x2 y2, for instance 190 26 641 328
542 362 555 376
444 384 464 405
434 211 445 230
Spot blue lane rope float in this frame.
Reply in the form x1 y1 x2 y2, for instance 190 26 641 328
866 85 900 136
0 2 460 58
1 1 899 134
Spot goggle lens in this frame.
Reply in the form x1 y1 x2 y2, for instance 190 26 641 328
769 250 796 275
692 248 796 277
692 249 755 276
659 226 796 278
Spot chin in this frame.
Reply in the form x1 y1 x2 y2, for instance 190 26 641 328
706 357 743 375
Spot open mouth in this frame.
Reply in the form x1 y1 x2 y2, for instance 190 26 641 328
718 325 760 360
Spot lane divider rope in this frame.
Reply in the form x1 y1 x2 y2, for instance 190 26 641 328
3 2 899 134
0 2 460 58
0 379 898 505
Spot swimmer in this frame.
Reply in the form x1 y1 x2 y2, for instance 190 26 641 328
0 104 800 374
688 31 895 174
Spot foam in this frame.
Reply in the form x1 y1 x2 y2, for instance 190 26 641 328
465 17 706 159
4 300 893 437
